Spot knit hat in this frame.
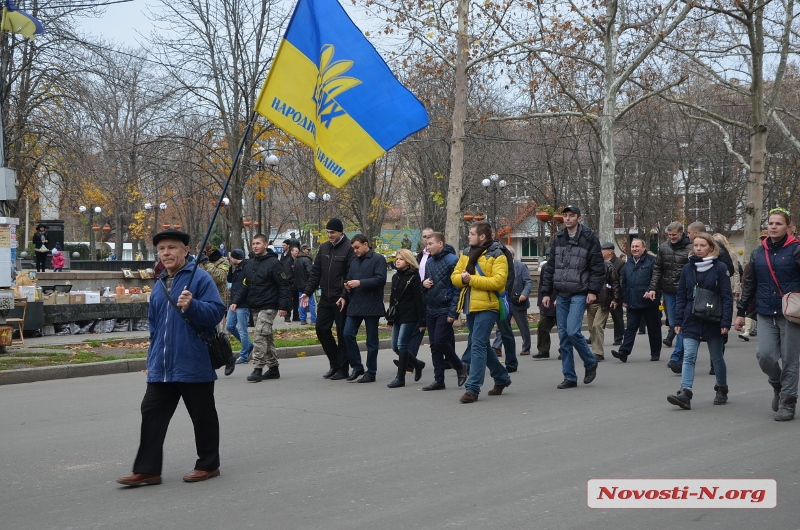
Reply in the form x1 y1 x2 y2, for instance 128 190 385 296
230 249 245 260
326 218 344 232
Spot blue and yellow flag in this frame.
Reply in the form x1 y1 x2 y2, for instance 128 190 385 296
256 0 428 188
1 0 44 40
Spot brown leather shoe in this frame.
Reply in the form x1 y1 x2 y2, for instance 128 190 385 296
116 473 162 487
487 381 512 395
519 350 530 356
459 392 478 404
492 347 503 357
183 468 220 483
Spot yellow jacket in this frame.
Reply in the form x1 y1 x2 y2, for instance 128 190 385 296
451 243 508 313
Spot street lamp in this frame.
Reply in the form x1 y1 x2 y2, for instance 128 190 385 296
481 174 507 229
308 191 331 242
79 205 102 260
256 154 280 232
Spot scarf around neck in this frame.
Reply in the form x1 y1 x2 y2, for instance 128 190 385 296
693 256 716 273
466 240 492 274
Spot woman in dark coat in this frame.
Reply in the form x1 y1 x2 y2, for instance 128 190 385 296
33 224 49 272
669 233 733 410
386 249 426 388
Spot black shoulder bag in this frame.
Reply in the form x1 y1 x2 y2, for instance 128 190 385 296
386 277 412 321
159 281 233 370
691 267 722 323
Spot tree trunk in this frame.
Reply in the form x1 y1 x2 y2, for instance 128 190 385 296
743 7 766 259
444 0 469 248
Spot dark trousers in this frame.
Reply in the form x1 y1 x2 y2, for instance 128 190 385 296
133 382 219 475
610 304 625 343
537 314 557 354
291 291 300 321
427 314 463 383
316 298 348 373
343 315 380 375
491 317 518 370
619 306 662 357
35 252 47 272
407 327 425 357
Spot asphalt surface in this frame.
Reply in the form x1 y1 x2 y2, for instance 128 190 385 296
1 331 797 529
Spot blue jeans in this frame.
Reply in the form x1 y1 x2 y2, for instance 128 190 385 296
664 293 684 363
391 322 417 352
225 306 252 361
343 315 380 375
556 294 597 382
298 291 316 323
681 336 727 391
464 311 511 396
407 327 425 357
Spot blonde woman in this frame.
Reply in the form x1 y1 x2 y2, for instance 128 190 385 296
386 249 426 388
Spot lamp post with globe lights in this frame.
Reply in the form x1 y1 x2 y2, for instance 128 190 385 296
481 174 507 229
79 205 102 260
308 191 331 246
255 154 279 232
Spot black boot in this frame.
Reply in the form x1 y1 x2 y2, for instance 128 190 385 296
770 382 782 412
775 393 797 421
713 385 728 405
667 388 692 410
387 351 407 388
247 368 263 382
404 351 425 382
663 328 675 348
263 366 280 379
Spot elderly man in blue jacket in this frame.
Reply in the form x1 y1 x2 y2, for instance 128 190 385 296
117 229 226 487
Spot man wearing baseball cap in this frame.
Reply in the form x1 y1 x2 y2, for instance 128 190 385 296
540 206 604 389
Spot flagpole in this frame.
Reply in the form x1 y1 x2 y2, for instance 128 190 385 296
183 109 258 291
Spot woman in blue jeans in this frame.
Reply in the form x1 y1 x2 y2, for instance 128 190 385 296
669 232 733 410
386 249 426 388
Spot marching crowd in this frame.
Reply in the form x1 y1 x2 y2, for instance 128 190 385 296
116 206 800 487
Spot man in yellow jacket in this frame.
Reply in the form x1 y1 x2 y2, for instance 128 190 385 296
451 221 513 403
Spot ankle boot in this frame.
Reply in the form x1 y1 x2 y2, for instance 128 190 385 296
713 385 728 405
403 351 425 382
770 382 782 412
774 393 797 421
667 388 693 410
388 351 407 388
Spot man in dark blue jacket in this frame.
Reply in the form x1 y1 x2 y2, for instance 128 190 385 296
612 239 662 362
117 229 226 487
341 234 387 383
421 232 467 390
540 206 603 388
226 249 252 364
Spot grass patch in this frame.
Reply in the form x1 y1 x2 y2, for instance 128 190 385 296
0 350 146 371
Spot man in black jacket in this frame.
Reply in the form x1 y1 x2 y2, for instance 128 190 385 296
646 222 691 372
231 234 290 382
603 243 626 345
540 206 603 389
301 218 356 379
612 239 662 362
341 234 387 383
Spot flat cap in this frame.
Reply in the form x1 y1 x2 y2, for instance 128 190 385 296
153 229 190 246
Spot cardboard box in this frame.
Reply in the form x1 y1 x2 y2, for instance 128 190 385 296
55 293 70 305
83 292 100 304
130 293 145 303
42 293 57 306
18 285 36 302
116 294 132 304
69 293 85 305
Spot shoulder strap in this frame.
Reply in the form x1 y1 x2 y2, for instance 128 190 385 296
159 280 210 344
392 276 412 307
763 246 784 296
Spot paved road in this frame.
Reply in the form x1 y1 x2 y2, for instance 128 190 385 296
1 333 795 529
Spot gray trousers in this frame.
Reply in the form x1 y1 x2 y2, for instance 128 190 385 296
757 314 800 397
493 303 531 353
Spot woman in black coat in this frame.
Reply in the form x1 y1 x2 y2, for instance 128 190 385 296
386 249 426 388
668 233 733 410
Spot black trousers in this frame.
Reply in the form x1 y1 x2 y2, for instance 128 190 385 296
537 314 557 354
316 298 348 373
133 382 220 475
427 314 463 383
610 304 625 342
619 306 662 357
35 251 47 272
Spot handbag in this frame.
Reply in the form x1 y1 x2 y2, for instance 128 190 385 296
691 268 722 323
763 248 800 324
386 276 412 321
475 263 511 320
159 281 233 370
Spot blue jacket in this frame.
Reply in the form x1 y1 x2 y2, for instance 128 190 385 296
675 257 733 340
423 244 459 319
621 253 660 310
343 249 387 317
738 235 800 317
147 259 226 383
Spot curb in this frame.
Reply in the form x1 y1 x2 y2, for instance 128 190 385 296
0 327 545 386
